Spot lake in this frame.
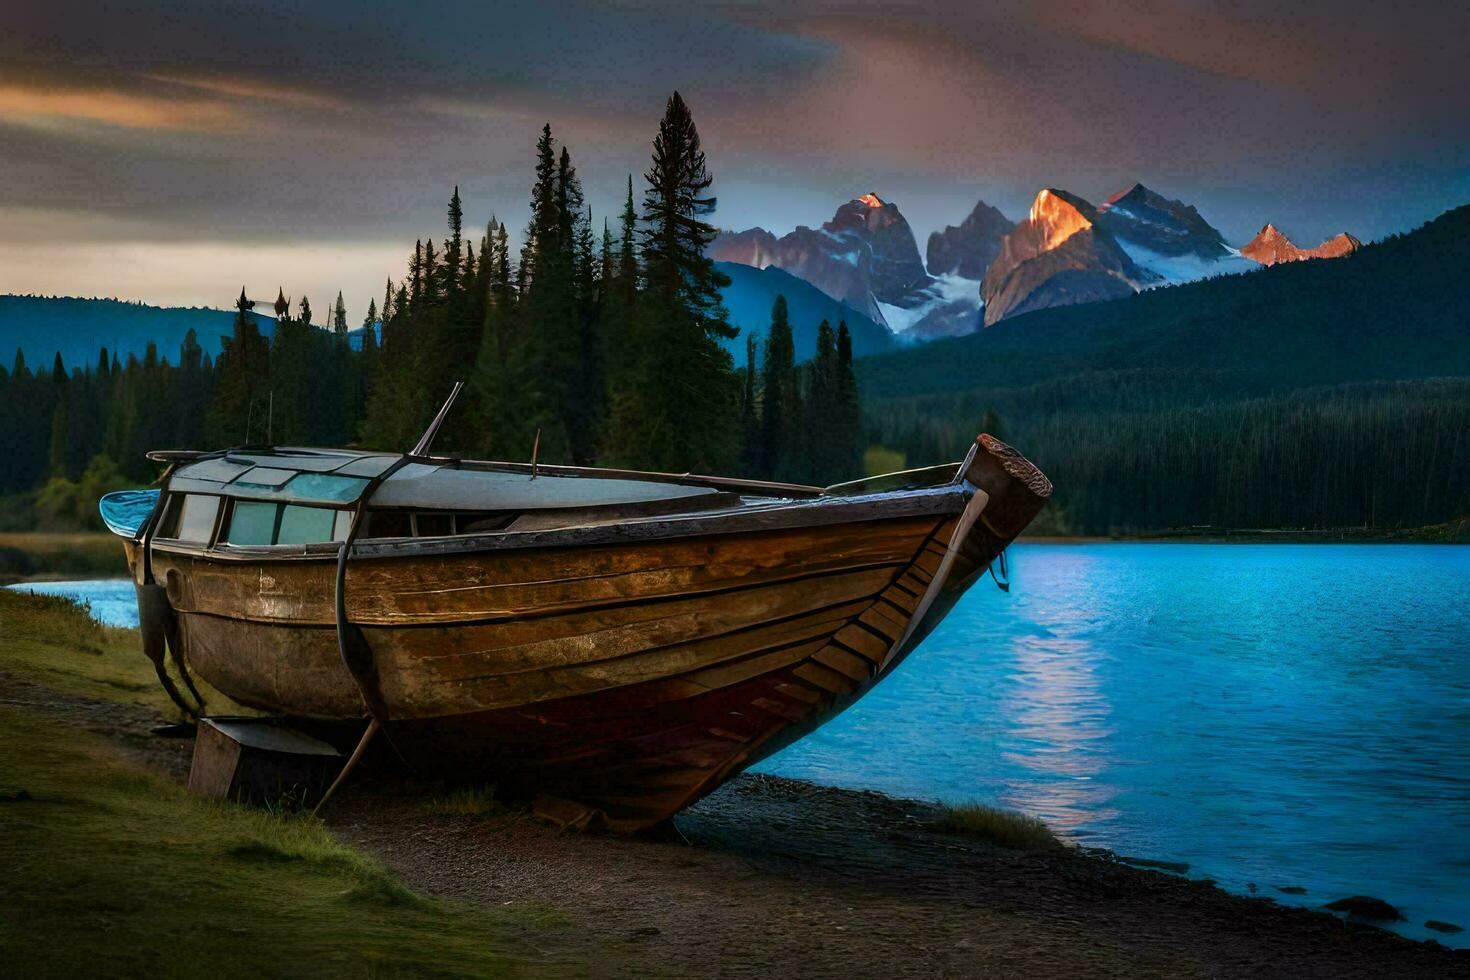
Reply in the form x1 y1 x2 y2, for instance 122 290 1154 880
11 543 1468 944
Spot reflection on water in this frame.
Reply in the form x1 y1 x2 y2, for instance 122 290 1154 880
757 544 1470 946
999 629 1118 833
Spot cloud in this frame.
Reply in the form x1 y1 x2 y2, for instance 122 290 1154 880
0 0 1465 294
0 82 242 132
143 75 351 111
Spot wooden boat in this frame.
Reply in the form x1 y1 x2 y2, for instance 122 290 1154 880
102 417 1050 831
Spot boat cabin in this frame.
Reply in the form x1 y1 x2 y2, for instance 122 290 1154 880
100 446 971 558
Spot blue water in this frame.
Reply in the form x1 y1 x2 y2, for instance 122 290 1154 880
7 579 139 628
757 544 1470 945
11 546 1470 944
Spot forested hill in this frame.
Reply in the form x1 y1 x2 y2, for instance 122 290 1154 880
0 296 276 372
858 204 1470 535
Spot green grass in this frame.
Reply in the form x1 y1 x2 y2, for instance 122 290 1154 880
0 588 227 716
0 531 126 582
0 590 597 976
424 784 502 818
0 706 581 978
932 802 1067 852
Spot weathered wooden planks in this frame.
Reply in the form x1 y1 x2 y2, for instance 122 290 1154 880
155 515 938 627
156 432 1052 831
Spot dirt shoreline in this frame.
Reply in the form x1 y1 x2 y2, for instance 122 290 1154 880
7 672 1464 979
330 773 1466 979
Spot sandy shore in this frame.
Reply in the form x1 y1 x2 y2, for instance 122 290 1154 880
6 672 1465 979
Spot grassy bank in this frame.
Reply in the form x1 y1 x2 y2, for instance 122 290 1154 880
0 590 588 977
0 707 577 978
0 588 172 710
0 531 124 583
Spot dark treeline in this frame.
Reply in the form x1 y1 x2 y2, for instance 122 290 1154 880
0 93 862 529
869 378 1470 534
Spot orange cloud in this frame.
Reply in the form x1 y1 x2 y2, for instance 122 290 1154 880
0 83 241 132
144 74 350 110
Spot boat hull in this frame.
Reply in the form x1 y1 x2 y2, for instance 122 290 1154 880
142 436 1048 829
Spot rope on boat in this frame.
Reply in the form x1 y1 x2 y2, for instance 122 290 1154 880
988 548 1011 592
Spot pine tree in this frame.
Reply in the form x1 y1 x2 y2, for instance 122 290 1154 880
47 353 69 478
606 92 739 471
802 318 841 484
514 129 584 462
522 125 558 289
759 296 798 479
444 185 464 299
176 328 209 452
568 204 603 463
599 219 614 285
740 334 761 476
409 241 423 311
600 176 641 410
333 291 348 337
438 188 484 430
270 300 315 443
206 289 271 447
422 240 439 307
618 174 639 286
835 320 861 478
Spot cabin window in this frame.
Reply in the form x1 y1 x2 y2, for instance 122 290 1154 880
227 501 279 545
225 501 350 546
157 494 219 544
278 505 337 545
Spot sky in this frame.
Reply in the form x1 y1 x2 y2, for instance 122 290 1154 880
2 0 1467 321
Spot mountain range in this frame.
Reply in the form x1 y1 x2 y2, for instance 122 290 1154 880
713 182 1350 338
